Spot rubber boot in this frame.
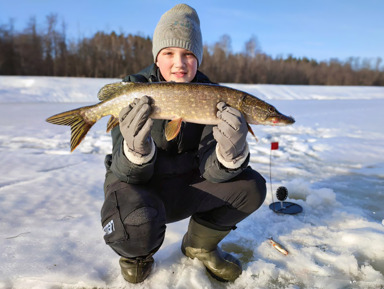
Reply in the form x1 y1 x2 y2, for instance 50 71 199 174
119 254 154 283
181 218 242 282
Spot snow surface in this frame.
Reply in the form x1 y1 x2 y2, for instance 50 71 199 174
0 76 383 289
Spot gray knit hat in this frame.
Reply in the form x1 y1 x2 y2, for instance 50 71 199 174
152 4 203 66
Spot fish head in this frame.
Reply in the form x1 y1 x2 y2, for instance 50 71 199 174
242 95 295 126
261 105 295 126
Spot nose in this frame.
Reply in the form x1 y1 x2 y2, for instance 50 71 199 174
173 53 186 68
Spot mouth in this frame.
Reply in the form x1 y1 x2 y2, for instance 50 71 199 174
173 71 187 78
269 115 295 125
265 111 295 125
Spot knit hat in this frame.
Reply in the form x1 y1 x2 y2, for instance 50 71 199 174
152 4 203 66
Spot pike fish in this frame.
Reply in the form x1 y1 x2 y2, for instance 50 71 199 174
46 82 295 152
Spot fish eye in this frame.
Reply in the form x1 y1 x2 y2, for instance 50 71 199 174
269 107 276 113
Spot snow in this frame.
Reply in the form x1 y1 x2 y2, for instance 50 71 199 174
0 76 383 289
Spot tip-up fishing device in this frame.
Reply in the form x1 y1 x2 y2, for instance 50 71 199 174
268 142 303 214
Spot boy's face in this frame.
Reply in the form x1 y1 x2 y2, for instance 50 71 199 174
156 47 198 82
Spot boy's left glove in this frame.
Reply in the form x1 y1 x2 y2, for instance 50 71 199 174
213 102 248 163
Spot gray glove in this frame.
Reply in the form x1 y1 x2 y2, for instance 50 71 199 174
213 102 248 162
119 95 154 157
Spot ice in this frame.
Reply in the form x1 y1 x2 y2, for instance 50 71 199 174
0 76 383 288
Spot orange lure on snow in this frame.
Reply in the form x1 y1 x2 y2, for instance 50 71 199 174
268 237 289 255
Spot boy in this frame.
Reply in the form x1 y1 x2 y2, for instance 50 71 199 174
101 4 266 283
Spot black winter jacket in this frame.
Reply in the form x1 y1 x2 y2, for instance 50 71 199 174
103 64 249 192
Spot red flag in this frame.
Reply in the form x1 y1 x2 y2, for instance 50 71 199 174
271 142 279 150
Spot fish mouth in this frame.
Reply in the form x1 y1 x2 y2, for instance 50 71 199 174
277 114 295 125
266 112 295 125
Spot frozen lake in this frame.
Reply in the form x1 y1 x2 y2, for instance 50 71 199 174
0 76 383 289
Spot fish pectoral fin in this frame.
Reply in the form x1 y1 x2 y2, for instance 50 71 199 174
247 123 258 142
165 118 183 141
106 115 119 132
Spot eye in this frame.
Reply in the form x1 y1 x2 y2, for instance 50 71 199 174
269 107 276 113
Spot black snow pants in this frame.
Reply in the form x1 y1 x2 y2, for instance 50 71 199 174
100 166 266 258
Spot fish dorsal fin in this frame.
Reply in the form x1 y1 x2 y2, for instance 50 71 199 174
165 118 183 141
106 115 119 132
97 82 134 101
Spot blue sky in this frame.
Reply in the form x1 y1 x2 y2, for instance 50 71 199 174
1 0 383 62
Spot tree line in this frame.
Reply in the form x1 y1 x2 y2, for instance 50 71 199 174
1 14 383 85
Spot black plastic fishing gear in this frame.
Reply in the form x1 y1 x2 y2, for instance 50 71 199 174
269 186 303 215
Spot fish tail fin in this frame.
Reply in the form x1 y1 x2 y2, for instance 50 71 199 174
46 107 95 152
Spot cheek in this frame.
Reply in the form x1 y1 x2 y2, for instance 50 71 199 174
156 61 171 80
156 60 166 71
188 60 198 75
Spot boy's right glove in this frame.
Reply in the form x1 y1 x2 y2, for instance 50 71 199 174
119 95 154 157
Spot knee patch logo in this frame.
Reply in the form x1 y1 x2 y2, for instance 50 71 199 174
103 220 115 235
